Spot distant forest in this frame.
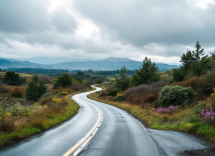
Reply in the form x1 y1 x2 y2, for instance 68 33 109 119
2 68 137 77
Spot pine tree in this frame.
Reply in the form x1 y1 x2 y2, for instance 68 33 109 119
115 66 130 91
56 73 72 87
131 57 160 86
26 75 47 101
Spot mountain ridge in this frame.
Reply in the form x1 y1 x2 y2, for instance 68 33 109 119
0 57 179 71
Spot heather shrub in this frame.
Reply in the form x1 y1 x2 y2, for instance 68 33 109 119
201 107 215 123
72 83 86 91
99 91 107 97
10 87 24 98
107 89 119 96
157 105 179 114
39 96 54 106
124 84 150 98
158 86 193 107
150 81 167 88
39 92 54 101
143 94 156 103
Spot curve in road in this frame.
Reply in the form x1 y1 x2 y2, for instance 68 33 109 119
0 86 213 156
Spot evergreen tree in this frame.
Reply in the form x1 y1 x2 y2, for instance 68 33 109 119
26 75 47 101
75 76 83 83
3 71 24 85
190 41 209 76
115 66 130 91
131 57 160 86
56 73 72 87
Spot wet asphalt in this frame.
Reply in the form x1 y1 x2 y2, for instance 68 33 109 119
0 86 213 156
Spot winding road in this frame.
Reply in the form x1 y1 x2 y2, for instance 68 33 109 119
0 86 213 156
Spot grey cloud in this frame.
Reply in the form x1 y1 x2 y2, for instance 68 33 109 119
74 0 215 51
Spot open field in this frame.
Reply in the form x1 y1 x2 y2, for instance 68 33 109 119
0 72 33 78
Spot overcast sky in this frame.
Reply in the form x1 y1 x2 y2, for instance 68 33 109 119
0 0 215 64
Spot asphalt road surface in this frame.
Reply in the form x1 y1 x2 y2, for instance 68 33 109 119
0 86 213 156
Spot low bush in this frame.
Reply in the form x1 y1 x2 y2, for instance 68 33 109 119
72 83 86 91
99 91 107 97
0 118 15 132
107 89 118 96
61 92 68 95
39 96 54 106
124 84 150 98
54 90 61 94
10 87 24 98
143 94 156 103
112 95 124 101
39 92 54 101
60 98 69 107
158 86 193 107
0 98 30 117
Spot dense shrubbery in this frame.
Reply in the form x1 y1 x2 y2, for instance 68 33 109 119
124 81 167 105
171 72 215 100
39 96 54 106
72 83 86 91
107 89 119 96
97 79 103 84
10 87 24 98
39 92 54 101
99 91 107 97
158 86 193 107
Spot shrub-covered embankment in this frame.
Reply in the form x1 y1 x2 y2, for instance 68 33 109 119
0 93 80 147
89 82 215 144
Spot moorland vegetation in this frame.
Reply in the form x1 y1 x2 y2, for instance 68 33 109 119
0 71 92 147
89 41 215 144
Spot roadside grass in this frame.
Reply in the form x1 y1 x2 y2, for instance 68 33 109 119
0 92 80 147
88 90 215 144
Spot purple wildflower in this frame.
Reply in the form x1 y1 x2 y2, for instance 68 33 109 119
201 106 215 122
169 105 179 112
157 108 170 113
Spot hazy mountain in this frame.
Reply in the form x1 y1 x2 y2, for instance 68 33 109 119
16 57 95 64
49 57 179 70
0 58 44 68
0 57 179 71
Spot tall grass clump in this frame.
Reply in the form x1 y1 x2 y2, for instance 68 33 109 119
10 87 24 98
